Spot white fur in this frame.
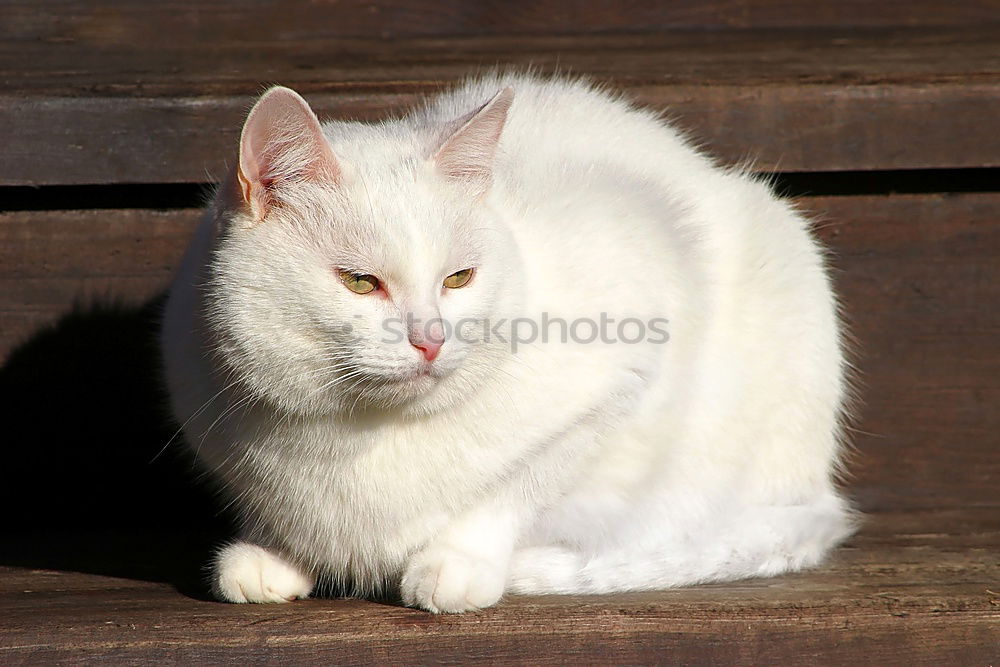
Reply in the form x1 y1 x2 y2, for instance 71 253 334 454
161 74 855 613
214 542 315 603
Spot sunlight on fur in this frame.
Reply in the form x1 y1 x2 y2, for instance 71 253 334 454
160 73 855 613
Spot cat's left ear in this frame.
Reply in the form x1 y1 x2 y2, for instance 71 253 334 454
433 87 514 196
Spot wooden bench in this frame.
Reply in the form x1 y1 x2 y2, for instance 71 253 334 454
1 2 997 662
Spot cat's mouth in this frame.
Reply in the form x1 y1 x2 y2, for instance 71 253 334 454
332 360 454 409
362 363 444 391
395 361 457 392
402 364 441 385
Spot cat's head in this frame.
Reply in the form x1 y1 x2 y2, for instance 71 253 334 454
204 85 521 416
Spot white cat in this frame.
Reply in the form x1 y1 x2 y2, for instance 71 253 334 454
160 74 855 613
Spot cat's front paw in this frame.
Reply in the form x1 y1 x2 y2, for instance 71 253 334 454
400 546 506 613
213 542 315 603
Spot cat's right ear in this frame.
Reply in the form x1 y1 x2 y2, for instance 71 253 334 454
236 86 341 221
433 87 514 198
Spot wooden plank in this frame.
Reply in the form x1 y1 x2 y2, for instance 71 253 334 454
3 0 999 42
2 28 999 184
0 195 997 519
0 509 997 662
805 195 1000 511
0 208 198 357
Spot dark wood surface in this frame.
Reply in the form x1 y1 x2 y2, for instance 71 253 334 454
3 195 997 515
1 509 997 663
4 0 1000 41
0 208 197 360
3 27 1000 184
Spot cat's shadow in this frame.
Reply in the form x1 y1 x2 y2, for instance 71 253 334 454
0 298 406 606
0 297 232 600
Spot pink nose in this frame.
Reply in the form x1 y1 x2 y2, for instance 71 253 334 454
411 339 442 362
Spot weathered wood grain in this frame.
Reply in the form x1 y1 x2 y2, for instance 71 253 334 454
2 28 999 184
0 208 199 360
804 194 1000 511
0 510 997 663
1 195 997 517
3 0 999 43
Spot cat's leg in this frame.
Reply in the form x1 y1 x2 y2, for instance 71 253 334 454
213 541 316 603
508 494 854 594
400 504 517 613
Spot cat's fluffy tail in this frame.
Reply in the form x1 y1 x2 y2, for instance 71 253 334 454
507 494 856 594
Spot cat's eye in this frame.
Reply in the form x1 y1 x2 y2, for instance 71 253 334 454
443 268 475 289
338 270 380 295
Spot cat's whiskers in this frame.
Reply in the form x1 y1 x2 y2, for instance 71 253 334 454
151 372 257 464
193 390 262 459
184 359 364 457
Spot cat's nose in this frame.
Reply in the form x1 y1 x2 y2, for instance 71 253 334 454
411 339 443 362
408 318 445 362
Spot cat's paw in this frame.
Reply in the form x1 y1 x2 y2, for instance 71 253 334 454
213 542 315 603
400 546 506 613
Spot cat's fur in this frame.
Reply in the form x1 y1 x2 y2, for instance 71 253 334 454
160 74 855 613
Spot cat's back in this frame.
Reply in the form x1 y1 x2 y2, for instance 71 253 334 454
426 75 714 190
425 74 769 270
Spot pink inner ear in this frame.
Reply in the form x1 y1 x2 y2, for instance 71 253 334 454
238 86 341 219
434 87 514 190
